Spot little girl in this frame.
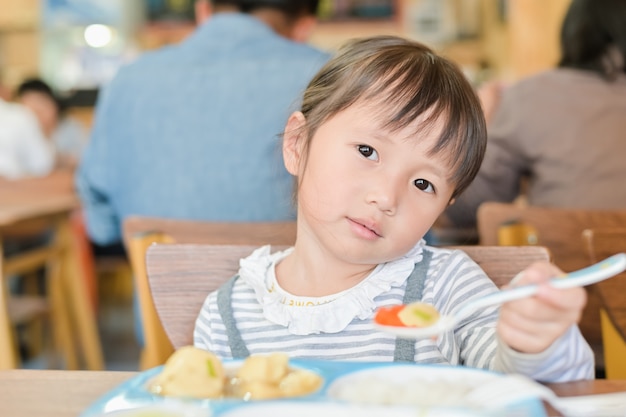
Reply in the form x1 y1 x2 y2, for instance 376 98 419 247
194 36 594 382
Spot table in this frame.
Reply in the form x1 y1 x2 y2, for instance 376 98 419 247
0 370 624 417
0 171 103 370
0 370 134 417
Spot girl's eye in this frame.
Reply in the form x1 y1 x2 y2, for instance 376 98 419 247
414 179 435 194
358 145 378 161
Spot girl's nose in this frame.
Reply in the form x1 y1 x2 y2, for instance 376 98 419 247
366 181 398 215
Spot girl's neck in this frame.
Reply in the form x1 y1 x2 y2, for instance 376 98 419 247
275 239 376 297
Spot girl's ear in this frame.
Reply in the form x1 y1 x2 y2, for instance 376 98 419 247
448 197 456 206
283 111 307 176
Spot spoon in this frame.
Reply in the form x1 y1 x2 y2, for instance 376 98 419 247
374 253 626 339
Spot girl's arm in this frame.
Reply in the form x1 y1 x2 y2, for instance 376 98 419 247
494 262 594 381
436 251 594 381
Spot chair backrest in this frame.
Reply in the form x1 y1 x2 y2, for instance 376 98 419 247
477 202 626 272
582 228 626 264
582 227 626 379
122 217 296 370
476 202 626 370
146 244 550 350
123 216 297 247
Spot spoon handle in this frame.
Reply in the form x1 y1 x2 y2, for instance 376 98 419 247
456 253 626 319
549 253 626 288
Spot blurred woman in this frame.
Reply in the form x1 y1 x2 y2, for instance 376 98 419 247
444 0 626 229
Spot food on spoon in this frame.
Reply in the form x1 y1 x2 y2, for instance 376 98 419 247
148 347 323 400
374 302 440 327
373 305 405 326
397 302 440 327
149 345 225 398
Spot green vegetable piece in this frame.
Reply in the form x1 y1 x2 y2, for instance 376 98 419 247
207 359 216 378
412 309 432 320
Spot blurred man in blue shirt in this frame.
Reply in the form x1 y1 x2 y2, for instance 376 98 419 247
77 0 330 246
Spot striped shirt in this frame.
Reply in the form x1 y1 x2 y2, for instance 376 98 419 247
194 245 594 382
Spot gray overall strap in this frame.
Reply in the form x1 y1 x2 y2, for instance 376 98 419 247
216 275 250 359
393 250 433 362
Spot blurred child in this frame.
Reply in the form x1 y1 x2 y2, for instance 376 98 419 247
16 78 88 170
194 36 594 382
0 79 54 179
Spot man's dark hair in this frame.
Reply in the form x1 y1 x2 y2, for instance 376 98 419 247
240 0 319 18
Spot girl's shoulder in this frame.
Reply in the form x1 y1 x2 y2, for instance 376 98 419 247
423 245 478 265
423 245 488 282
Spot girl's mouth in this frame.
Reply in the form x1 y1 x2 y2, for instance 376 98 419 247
348 218 382 240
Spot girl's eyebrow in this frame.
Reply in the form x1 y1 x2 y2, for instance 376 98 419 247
373 133 452 180
424 162 449 180
424 154 457 182
369 131 392 143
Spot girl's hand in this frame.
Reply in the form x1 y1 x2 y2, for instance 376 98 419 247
496 261 587 354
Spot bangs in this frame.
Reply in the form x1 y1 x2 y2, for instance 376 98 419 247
372 57 486 194
301 36 487 197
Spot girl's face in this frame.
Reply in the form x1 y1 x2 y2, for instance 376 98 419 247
283 101 456 266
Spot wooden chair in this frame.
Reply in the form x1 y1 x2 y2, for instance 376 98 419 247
582 227 626 379
1 171 104 370
1 221 77 370
476 202 626 373
122 217 296 370
145 243 549 350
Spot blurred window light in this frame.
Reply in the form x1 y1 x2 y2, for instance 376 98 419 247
84 24 113 48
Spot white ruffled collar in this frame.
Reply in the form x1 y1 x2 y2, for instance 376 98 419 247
238 241 425 335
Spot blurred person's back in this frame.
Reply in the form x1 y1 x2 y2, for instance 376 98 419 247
76 0 330 245
444 0 626 230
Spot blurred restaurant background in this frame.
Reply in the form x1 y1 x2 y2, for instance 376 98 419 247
1 0 571 129
0 0 583 372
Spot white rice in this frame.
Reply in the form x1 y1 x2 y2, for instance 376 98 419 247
331 375 475 408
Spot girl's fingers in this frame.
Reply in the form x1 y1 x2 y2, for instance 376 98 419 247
535 284 587 312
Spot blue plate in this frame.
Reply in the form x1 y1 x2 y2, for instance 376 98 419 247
80 360 548 417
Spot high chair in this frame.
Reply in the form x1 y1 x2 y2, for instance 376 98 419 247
122 216 296 370
582 227 626 379
145 243 549 349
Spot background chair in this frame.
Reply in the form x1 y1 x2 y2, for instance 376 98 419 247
1 220 77 370
476 202 626 374
582 227 626 379
1 171 104 370
145 243 549 350
122 217 296 370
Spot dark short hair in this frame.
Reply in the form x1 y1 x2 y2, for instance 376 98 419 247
296 36 487 199
212 0 240 6
240 0 319 18
559 0 626 78
16 78 65 112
